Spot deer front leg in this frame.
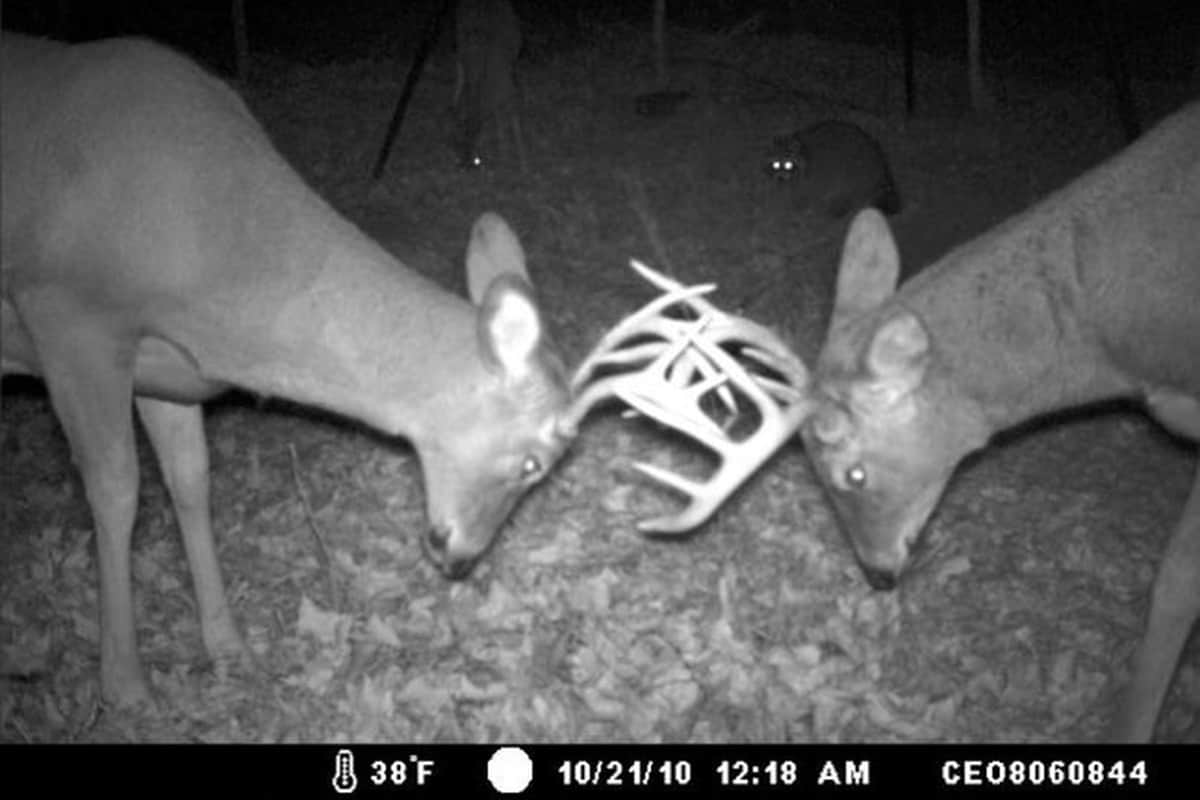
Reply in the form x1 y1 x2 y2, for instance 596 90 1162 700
33 316 151 707
1111 462 1200 741
136 397 245 665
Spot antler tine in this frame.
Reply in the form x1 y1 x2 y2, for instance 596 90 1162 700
629 259 718 310
563 318 704 434
699 316 810 395
565 258 739 432
623 264 808 401
617 317 812 534
627 259 730 334
569 281 716 393
650 313 811 410
628 305 810 421
563 256 814 532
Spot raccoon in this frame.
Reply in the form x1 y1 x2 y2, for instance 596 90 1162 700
766 120 901 218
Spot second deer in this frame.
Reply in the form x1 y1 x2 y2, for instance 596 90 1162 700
453 0 526 170
576 102 1200 741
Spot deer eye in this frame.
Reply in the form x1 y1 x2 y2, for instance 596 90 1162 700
520 455 543 481
845 464 867 490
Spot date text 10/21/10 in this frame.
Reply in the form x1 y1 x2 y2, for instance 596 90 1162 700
556 758 849 788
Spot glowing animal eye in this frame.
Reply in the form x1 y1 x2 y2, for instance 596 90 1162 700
521 456 543 480
845 465 867 489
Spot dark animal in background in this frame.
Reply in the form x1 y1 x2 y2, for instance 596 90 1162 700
766 120 901 218
454 0 525 170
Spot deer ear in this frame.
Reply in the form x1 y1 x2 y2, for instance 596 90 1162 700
829 209 902 334
466 212 531 304
864 311 929 396
477 275 544 378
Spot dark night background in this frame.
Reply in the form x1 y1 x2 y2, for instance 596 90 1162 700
2 0 1198 743
4 1 1199 82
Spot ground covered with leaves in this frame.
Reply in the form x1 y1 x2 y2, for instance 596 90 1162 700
2 9 1198 742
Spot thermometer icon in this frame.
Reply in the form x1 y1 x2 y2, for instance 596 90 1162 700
332 748 358 794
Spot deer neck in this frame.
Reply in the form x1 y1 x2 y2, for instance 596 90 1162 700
898 212 1135 433
898 108 1200 435
190 208 482 442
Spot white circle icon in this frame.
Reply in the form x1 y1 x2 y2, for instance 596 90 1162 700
488 747 533 794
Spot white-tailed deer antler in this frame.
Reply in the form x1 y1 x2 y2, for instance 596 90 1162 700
565 259 812 533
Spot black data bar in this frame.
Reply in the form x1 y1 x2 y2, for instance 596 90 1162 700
4 743 1187 798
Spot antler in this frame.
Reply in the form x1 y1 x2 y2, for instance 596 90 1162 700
564 259 812 533
562 277 724 432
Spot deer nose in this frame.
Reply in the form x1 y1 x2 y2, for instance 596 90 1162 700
425 524 449 557
423 525 477 580
860 564 898 591
442 556 475 581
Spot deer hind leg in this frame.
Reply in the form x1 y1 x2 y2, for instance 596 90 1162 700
135 397 245 666
30 309 150 707
1111 461 1200 741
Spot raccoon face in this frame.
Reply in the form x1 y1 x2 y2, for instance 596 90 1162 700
765 138 807 181
766 156 797 179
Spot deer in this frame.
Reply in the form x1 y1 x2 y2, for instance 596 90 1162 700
0 33 597 709
573 101 1200 741
453 0 527 170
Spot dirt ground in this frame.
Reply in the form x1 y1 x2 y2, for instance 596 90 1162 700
2 4 1198 742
